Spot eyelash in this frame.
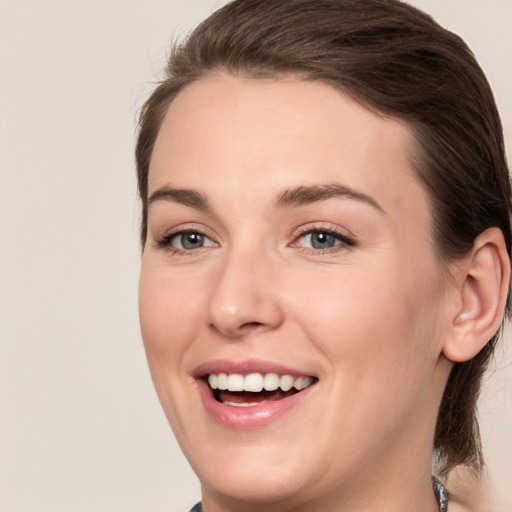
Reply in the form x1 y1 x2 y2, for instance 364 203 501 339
153 226 356 256
291 226 356 254
154 229 216 256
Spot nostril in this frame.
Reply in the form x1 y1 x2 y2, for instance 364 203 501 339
208 321 264 338
240 321 264 329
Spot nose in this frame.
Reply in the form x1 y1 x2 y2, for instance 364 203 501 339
206 249 284 338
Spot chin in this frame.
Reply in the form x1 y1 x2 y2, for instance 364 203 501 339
189 441 320 506
199 466 310 507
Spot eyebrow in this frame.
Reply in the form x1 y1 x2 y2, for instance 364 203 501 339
275 184 385 214
148 186 210 211
147 183 385 214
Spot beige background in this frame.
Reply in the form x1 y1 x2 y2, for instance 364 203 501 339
0 1 510 511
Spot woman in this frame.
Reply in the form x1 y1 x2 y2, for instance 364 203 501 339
136 1 511 510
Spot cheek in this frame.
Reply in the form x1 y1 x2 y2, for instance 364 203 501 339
138 263 202 359
138 262 207 427
288 260 444 392
286 262 446 454
138 263 206 438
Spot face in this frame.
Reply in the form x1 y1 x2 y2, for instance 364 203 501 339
139 75 452 509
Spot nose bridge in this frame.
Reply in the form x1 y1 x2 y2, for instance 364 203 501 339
206 241 283 337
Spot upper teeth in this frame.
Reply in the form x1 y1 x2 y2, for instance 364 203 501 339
207 372 313 392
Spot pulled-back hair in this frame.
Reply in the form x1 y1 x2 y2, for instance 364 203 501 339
135 0 511 476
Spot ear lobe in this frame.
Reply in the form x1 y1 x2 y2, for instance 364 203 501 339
443 227 510 363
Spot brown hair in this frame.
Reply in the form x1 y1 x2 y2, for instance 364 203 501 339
135 0 511 476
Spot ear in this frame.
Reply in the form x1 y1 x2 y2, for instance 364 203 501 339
443 227 510 363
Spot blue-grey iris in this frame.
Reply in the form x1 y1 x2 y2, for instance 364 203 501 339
181 232 205 249
310 232 337 249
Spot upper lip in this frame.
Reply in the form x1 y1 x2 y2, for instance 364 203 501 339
193 358 317 379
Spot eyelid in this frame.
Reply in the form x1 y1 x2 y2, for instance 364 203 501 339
289 223 356 252
152 223 219 253
171 231 216 250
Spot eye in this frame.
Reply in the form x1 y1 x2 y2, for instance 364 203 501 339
155 230 216 253
301 231 340 249
292 228 355 252
172 231 213 250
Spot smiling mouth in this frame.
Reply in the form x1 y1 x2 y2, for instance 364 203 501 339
206 372 317 407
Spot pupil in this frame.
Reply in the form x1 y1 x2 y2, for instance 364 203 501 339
182 232 204 249
312 232 334 249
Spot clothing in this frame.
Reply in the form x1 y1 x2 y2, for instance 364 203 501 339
188 479 448 512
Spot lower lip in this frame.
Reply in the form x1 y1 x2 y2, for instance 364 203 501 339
197 379 317 429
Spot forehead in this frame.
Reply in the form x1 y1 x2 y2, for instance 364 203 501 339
149 74 429 227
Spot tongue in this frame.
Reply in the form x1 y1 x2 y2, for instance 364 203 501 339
216 389 297 404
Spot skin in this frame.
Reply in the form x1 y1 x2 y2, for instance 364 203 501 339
139 75 487 512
